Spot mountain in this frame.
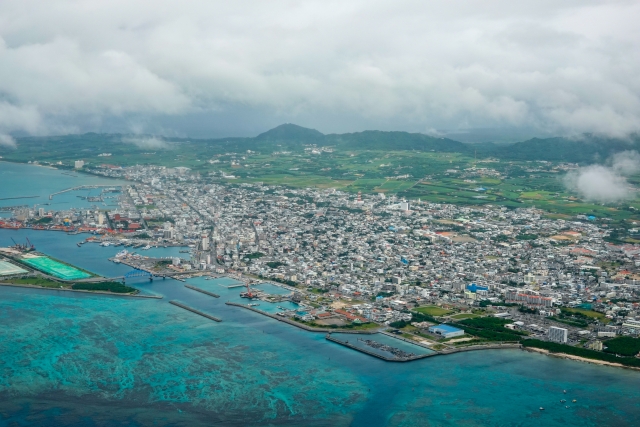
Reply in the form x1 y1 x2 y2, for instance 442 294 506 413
255 123 325 143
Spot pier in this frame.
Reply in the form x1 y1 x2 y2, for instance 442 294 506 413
225 302 378 334
49 185 117 200
169 300 222 322
325 334 436 362
184 284 220 298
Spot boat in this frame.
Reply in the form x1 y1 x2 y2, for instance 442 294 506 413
142 245 151 250
539 407 544 411
248 303 260 307
563 390 567 394
572 400 576 403
100 242 111 247
115 249 128 258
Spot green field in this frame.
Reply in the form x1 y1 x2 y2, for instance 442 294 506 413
414 306 453 316
22 256 92 280
450 313 481 320
561 307 608 323
6 127 640 228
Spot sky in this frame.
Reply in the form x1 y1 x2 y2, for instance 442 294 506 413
0 0 639 141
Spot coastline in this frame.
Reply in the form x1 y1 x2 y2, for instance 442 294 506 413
523 346 640 371
0 282 162 299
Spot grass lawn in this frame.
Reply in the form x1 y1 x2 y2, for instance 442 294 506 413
3 277 66 288
562 307 609 323
450 313 481 320
414 305 454 316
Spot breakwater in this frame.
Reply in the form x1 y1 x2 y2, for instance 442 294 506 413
184 284 220 298
0 282 163 299
325 334 436 362
170 300 222 322
225 302 378 334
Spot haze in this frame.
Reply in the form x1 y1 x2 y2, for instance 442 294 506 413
0 0 639 139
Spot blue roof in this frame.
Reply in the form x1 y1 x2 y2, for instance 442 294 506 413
466 283 488 292
429 324 463 333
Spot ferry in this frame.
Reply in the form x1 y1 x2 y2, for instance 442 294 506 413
115 249 128 258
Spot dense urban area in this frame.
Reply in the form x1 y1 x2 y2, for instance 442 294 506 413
3 161 640 366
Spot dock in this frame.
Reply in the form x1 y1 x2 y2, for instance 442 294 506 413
225 302 377 334
49 185 118 200
184 284 220 298
325 334 436 362
169 300 222 322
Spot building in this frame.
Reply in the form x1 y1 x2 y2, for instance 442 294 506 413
38 208 45 217
74 160 84 169
201 236 210 251
163 228 174 239
506 289 553 307
548 326 568 344
428 324 464 338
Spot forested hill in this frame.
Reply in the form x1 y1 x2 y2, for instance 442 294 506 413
2 123 640 164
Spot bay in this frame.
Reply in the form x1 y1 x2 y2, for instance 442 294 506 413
1 164 640 426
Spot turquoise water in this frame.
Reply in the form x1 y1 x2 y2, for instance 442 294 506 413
2 165 640 426
0 161 128 210
1 230 640 426
182 277 299 314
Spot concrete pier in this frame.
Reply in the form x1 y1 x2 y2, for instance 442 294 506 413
184 284 220 298
169 300 222 322
325 334 436 362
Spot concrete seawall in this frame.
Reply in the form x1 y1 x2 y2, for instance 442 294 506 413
225 302 378 334
0 282 163 299
170 300 222 322
184 284 220 298
325 334 436 362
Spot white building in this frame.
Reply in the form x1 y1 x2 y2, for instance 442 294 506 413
201 236 210 251
74 160 84 169
548 326 568 344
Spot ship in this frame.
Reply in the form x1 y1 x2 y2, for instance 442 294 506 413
115 249 128 258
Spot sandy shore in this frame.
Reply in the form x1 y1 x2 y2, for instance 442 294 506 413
524 347 640 371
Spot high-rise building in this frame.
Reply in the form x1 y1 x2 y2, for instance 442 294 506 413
549 326 568 343
38 208 45 217
163 228 174 239
98 213 105 225
201 236 210 251
74 160 84 169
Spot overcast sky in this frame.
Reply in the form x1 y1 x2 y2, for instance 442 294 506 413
0 0 638 140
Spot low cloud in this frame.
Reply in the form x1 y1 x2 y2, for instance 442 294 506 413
122 136 172 150
0 134 17 149
564 150 640 203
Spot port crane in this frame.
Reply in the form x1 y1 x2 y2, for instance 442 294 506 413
240 282 257 299
10 237 35 252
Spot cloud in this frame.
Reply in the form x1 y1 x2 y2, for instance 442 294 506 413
0 134 17 149
122 136 172 150
0 1 639 137
564 150 640 203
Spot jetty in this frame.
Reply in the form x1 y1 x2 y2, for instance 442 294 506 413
169 300 222 322
225 302 378 334
49 185 117 200
184 284 220 298
325 334 436 362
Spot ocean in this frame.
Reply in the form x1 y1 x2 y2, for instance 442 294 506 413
1 163 639 426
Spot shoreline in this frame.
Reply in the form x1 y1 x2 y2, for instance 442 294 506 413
523 346 640 371
0 282 162 299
